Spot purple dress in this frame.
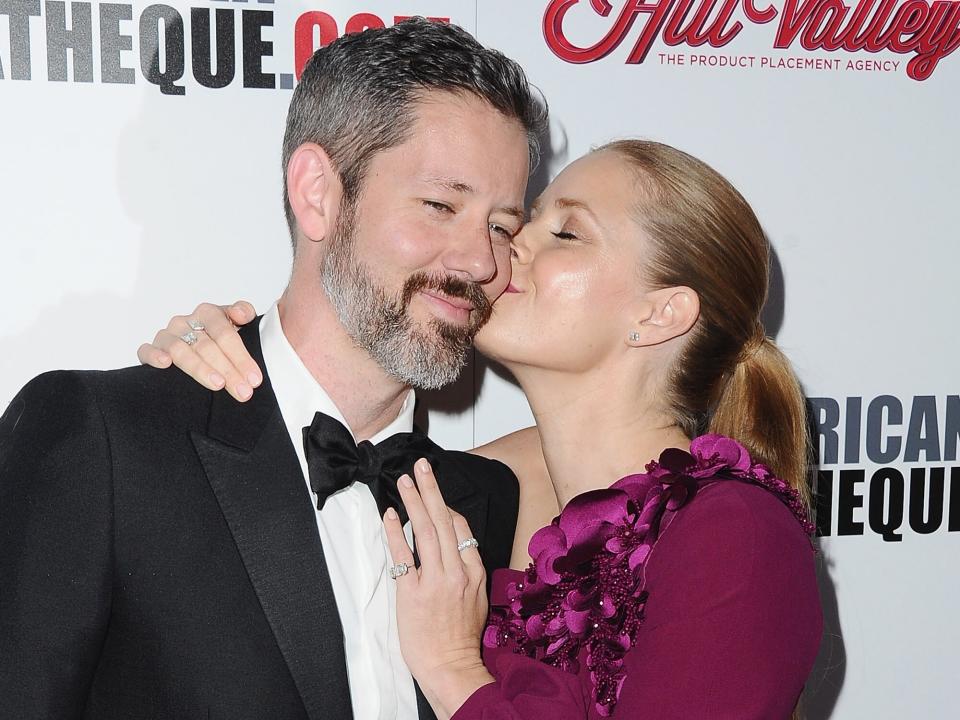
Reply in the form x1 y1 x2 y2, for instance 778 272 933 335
454 435 822 720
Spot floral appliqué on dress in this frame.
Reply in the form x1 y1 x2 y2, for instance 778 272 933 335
482 434 815 717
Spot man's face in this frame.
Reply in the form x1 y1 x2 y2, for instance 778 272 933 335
321 91 530 389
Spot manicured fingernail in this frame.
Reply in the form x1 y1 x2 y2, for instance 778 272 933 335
237 383 252 400
399 474 414 488
210 372 225 389
248 372 262 387
385 507 399 520
416 459 430 473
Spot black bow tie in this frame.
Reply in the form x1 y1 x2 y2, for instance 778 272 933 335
302 411 437 524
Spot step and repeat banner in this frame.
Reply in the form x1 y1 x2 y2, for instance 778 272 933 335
1 1 957 717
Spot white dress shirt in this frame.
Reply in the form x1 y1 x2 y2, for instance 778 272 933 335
259 304 419 720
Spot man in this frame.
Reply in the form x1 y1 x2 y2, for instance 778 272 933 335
0 19 547 720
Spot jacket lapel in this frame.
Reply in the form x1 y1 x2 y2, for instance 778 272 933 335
192 321 352 720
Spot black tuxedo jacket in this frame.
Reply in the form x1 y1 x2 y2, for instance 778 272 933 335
0 321 519 720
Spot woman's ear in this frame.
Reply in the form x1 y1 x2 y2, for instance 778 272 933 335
627 286 700 347
286 143 341 245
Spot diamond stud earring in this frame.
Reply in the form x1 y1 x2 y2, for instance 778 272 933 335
628 331 640 342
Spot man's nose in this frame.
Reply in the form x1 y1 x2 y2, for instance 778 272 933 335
441 223 499 284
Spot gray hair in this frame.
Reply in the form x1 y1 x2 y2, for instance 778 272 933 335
281 17 548 245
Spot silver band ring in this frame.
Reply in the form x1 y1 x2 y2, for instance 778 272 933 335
187 318 206 332
180 331 199 347
388 562 410 579
457 538 479 553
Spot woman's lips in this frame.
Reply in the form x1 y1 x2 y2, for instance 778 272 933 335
504 283 522 294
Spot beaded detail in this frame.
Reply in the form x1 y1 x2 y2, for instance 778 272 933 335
482 434 814 717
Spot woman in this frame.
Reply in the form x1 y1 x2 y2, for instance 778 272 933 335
141 140 821 718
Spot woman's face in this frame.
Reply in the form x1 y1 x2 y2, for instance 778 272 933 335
477 149 652 372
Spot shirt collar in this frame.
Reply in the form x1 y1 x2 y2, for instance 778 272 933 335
259 303 415 445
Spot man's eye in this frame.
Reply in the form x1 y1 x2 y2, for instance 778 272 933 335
489 223 514 240
424 200 454 213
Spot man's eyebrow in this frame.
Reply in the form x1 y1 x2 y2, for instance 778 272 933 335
497 205 526 221
424 176 475 194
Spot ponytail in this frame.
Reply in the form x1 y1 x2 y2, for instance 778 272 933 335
710 336 812 507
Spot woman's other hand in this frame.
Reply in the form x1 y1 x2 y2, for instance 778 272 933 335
137 301 261 402
383 459 495 719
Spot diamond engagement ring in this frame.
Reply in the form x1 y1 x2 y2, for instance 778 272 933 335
457 538 479 552
180 331 199 346
187 318 205 332
388 562 410 579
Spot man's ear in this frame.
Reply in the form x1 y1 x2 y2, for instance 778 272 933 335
286 143 341 244
626 286 700 347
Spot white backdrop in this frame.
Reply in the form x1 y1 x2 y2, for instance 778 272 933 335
2 1 957 717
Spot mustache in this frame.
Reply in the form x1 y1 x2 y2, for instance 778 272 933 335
401 272 494 329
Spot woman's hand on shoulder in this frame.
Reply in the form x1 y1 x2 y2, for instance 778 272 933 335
137 301 262 402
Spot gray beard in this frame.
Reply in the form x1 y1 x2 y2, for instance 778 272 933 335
319 203 474 390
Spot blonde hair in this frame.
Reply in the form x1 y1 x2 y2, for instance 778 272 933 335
603 140 811 507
